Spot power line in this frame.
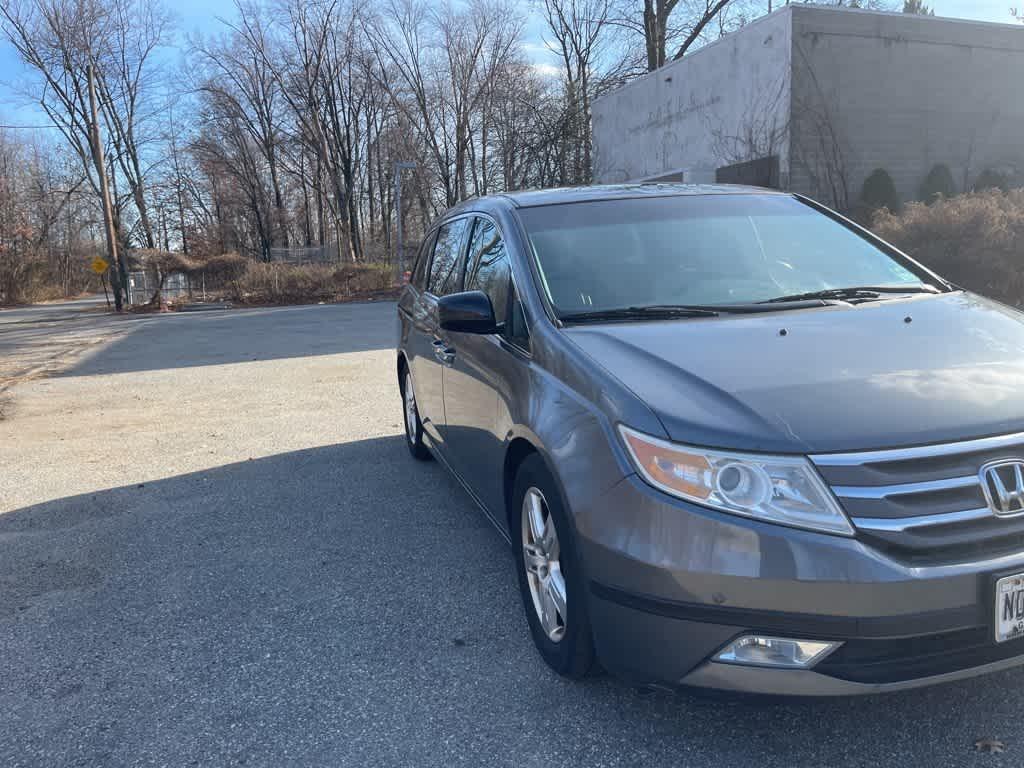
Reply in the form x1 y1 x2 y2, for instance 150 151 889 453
0 123 59 129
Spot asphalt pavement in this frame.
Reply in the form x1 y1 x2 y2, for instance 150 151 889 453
0 296 125 391
0 299 1020 767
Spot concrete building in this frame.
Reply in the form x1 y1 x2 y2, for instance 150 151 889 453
592 4 1024 210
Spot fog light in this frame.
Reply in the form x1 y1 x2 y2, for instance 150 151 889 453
713 636 841 669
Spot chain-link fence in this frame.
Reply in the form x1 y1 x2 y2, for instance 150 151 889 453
126 271 190 305
267 243 339 265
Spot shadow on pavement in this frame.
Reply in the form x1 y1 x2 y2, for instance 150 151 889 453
0 435 1021 766
61 301 397 378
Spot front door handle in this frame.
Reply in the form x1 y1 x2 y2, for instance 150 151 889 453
432 339 456 365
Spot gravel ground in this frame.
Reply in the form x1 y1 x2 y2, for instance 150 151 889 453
0 299 1022 767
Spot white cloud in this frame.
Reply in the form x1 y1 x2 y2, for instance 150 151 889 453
531 62 561 78
522 39 561 55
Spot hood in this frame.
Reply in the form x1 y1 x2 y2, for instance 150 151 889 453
563 292 1024 454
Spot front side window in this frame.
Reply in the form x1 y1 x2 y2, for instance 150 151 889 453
465 217 511 324
518 194 927 316
505 284 530 349
464 217 529 349
428 218 470 296
411 230 437 291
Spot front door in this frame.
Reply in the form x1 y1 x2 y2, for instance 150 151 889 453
442 216 527 515
412 217 471 451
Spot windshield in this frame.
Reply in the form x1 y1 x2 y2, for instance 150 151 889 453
519 194 929 316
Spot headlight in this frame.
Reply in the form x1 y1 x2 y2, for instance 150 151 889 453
619 426 853 536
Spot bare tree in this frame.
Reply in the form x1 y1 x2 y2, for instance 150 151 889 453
608 0 738 72
540 0 616 184
91 0 172 250
0 130 98 304
1 0 171 306
369 0 522 207
193 5 289 250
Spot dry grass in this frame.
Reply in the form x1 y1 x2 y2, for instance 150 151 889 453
871 190 1024 305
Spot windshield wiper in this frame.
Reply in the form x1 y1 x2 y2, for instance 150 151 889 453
759 284 941 304
560 305 720 323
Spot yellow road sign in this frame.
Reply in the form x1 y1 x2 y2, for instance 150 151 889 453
90 256 110 275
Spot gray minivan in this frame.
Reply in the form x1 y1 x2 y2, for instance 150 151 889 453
396 184 1024 695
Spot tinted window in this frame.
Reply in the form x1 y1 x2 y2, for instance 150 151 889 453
465 218 510 325
428 218 470 295
411 231 436 291
519 195 925 314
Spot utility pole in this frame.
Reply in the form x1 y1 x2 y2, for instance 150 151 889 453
393 161 417 284
87 63 124 311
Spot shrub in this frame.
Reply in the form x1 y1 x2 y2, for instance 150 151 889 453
871 189 1024 305
973 168 1010 193
187 252 247 289
229 262 395 304
918 163 957 204
861 168 901 213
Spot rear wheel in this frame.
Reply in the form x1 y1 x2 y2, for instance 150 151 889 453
512 455 595 678
401 369 431 461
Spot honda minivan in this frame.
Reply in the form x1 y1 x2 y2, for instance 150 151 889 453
396 184 1024 695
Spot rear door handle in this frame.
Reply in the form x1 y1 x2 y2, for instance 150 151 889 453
432 339 456 365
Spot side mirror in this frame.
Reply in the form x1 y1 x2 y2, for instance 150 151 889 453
438 290 499 334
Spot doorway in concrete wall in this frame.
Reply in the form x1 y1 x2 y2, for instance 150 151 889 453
716 156 780 189
642 170 686 183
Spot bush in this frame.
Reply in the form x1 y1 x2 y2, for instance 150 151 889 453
861 168 901 213
871 189 1024 305
183 252 247 294
918 163 957 204
973 168 1010 193
229 262 395 304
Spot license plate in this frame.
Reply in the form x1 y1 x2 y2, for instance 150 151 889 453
996 572 1024 643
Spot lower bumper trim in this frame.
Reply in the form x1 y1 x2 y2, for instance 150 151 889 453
681 654 1024 696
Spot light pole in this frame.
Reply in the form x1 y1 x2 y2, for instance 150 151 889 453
393 161 417 283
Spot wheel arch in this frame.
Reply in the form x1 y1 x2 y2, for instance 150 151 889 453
397 351 409 388
503 437 540 532
502 433 578 539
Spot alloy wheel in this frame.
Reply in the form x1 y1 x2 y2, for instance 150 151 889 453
521 487 567 642
404 372 418 444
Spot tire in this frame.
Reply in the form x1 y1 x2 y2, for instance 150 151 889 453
511 454 596 679
401 368 432 461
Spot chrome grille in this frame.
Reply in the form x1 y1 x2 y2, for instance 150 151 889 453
809 432 1024 552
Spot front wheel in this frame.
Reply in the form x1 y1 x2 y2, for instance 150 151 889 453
512 455 596 678
401 369 432 461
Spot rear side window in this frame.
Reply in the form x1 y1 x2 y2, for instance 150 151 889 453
465 217 511 325
428 218 470 296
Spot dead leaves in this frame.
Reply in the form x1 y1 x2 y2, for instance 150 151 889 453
975 738 1007 754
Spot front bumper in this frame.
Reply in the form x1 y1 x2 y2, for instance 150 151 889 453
576 474 1024 695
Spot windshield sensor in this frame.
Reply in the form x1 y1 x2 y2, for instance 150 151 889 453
759 284 942 304
560 305 720 323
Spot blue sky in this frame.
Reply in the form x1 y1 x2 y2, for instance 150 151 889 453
0 0 1018 128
